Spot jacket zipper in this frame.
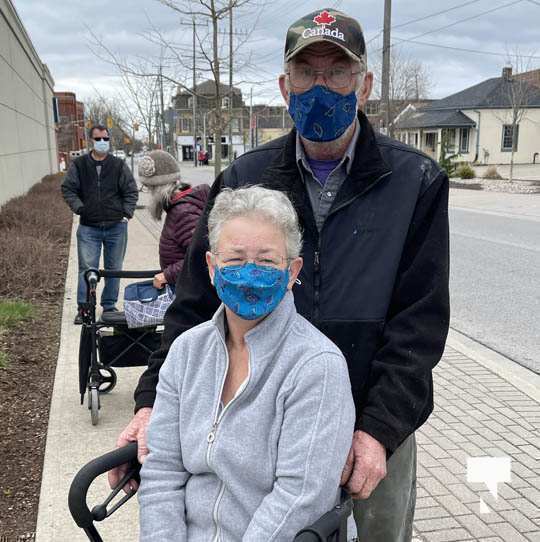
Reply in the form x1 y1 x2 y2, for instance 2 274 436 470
206 333 251 542
97 168 102 226
312 171 392 324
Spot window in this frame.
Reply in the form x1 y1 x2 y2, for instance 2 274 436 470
180 118 192 132
425 132 436 151
414 133 419 148
460 128 470 153
501 124 519 152
365 102 380 115
222 97 230 109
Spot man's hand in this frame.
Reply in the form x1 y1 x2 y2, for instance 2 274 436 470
108 407 153 493
153 272 167 289
340 430 387 499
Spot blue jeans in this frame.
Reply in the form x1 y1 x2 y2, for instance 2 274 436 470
77 221 128 309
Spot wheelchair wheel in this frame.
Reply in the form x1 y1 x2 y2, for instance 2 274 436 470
88 387 100 426
97 367 117 394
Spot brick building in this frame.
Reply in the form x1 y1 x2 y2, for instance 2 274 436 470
54 91 86 158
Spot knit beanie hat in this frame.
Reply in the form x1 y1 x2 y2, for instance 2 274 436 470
138 150 181 187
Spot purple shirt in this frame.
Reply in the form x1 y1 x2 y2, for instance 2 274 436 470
305 157 342 187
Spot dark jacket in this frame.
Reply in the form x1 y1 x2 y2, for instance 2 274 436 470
61 153 138 227
135 112 450 453
159 184 210 285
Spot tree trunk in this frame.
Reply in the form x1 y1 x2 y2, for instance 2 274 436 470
211 0 222 178
509 148 515 183
509 119 517 183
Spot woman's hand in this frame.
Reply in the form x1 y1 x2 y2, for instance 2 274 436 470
153 272 167 289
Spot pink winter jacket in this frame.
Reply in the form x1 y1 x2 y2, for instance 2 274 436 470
159 184 210 285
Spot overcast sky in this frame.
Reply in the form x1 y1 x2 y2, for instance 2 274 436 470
13 0 540 110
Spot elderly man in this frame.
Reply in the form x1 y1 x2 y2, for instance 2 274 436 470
113 8 449 541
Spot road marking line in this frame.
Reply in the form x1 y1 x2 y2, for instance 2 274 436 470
450 231 540 253
450 206 540 223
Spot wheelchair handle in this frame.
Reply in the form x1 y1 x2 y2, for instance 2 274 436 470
293 492 352 541
99 269 162 279
68 442 139 533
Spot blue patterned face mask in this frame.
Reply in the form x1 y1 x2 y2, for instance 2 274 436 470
213 263 289 320
288 85 357 142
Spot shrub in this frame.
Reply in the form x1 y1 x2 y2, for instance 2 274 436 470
457 164 476 179
0 174 71 300
483 166 503 180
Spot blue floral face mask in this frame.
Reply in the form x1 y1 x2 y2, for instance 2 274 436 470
213 263 289 320
288 85 357 142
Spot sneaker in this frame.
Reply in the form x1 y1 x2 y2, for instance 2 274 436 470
74 308 83 325
102 306 119 313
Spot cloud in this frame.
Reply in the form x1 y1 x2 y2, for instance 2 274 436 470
13 0 540 106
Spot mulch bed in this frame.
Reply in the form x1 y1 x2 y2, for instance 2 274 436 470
0 174 71 540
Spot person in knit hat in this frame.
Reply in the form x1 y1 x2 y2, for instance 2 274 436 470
138 150 210 289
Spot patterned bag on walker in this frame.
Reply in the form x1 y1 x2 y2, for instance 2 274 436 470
123 280 175 328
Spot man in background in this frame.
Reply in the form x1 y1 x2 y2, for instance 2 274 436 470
61 124 138 324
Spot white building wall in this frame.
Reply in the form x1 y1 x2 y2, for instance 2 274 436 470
470 108 540 165
0 0 57 207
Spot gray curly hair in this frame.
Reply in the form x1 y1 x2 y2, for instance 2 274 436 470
208 186 302 259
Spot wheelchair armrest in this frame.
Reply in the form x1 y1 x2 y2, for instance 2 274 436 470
68 442 139 529
294 492 352 541
99 269 162 279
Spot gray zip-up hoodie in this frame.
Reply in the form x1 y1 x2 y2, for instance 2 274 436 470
139 291 355 541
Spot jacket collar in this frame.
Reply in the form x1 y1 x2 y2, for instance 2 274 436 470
211 290 298 385
258 111 392 238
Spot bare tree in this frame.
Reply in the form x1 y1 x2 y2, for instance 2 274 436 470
156 0 256 176
86 29 162 147
496 50 539 182
85 96 132 151
371 47 433 135
88 0 265 177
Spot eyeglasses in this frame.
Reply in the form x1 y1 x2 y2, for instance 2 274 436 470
213 252 290 269
93 137 110 142
287 65 361 90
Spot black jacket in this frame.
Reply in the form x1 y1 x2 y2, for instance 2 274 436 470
135 112 450 452
61 153 138 227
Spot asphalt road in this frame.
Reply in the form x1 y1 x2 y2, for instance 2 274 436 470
449 206 539 373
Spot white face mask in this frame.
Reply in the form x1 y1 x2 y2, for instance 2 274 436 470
93 140 110 154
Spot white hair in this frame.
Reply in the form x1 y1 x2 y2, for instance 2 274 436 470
208 186 302 259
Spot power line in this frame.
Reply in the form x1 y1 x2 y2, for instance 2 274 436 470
366 0 484 45
391 38 540 60
385 0 525 50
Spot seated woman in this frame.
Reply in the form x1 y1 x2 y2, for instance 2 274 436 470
138 186 355 541
137 150 210 288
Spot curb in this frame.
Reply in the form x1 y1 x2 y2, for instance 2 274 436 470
446 328 540 403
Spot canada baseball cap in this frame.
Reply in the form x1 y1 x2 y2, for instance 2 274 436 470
284 8 366 63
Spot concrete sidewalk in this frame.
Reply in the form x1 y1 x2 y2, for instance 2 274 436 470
36 198 540 541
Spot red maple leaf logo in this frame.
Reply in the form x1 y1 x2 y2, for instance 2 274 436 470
313 10 336 26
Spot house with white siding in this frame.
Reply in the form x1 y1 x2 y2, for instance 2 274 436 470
394 68 540 165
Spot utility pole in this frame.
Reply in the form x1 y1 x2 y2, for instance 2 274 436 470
228 0 234 163
381 0 392 135
159 64 166 150
192 19 198 167
249 87 253 150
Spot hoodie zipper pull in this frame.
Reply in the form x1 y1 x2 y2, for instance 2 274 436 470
207 422 218 443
